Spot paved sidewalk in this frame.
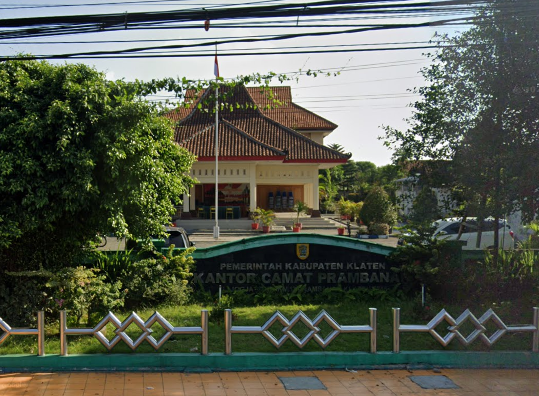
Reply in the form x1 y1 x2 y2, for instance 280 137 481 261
1 369 538 396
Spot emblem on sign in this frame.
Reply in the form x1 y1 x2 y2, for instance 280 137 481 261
296 244 309 260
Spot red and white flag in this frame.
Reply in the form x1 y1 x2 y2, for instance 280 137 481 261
214 54 219 78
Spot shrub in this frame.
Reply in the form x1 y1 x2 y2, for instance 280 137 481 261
388 223 447 296
409 187 440 225
120 247 195 309
368 223 390 235
209 295 234 324
93 249 135 283
47 266 124 325
360 186 397 226
357 225 369 235
336 198 354 219
0 272 49 326
352 202 364 223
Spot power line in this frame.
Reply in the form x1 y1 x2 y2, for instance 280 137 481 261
0 0 487 40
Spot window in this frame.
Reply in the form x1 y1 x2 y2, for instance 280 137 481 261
442 223 461 235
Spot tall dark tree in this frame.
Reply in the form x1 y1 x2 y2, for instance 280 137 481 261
383 0 539 249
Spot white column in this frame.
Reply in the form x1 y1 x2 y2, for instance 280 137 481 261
249 163 257 212
189 186 196 211
183 192 190 214
312 171 320 211
304 184 313 208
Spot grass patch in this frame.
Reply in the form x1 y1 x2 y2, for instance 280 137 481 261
0 300 536 355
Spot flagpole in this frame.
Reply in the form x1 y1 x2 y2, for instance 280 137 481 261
213 47 220 239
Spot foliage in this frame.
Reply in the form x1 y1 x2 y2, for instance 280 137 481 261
319 159 405 211
46 266 123 325
119 246 195 309
368 223 390 235
327 143 351 157
472 249 539 303
249 209 260 224
93 249 135 283
318 168 339 213
320 287 356 304
0 58 196 271
389 223 447 296
293 201 310 225
357 225 369 235
192 284 406 308
352 202 364 222
409 188 440 226
223 288 255 307
341 161 377 200
256 207 275 227
0 270 50 326
518 221 539 249
359 186 398 226
336 198 354 218
253 285 306 305
209 295 234 324
382 0 539 243
438 248 539 305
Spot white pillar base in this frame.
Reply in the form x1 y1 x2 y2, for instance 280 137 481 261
213 226 220 239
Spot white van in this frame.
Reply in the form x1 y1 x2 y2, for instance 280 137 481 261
433 217 515 250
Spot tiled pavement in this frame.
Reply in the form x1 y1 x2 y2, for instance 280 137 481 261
1 369 538 396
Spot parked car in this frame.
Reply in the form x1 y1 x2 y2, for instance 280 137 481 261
151 226 195 251
397 217 516 250
432 217 515 250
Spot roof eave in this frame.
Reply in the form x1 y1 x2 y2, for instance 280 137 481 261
196 155 287 161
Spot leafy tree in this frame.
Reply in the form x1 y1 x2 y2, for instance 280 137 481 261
409 188 441 226
375 164 407 198
319 169 339 213
359 186 398 227
0 58 195 270
336 160 378 200
382 0 539 249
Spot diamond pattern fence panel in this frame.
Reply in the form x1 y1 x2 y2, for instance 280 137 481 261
392 307 539 353
1 307 537 356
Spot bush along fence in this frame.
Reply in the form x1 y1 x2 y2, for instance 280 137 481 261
0 307 538 371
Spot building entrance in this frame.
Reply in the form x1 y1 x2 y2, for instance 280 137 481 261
194 183 250 218
257 185 304 211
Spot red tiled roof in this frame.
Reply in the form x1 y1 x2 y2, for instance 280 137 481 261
175 120 286 160
167 85 348 163
246 86 337 131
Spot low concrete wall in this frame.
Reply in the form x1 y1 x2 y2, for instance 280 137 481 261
1 351 538 372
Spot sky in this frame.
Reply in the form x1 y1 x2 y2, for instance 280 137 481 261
0 1 468 166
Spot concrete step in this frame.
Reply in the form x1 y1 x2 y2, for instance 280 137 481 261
176 215 356 233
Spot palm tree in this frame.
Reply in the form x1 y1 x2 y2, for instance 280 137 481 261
328 143 351 157
319 169 338 213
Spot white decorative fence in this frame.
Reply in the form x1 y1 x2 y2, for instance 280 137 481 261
0 307 537 356
392 308 539 353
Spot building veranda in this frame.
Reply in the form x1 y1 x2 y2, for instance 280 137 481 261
167 85 348 219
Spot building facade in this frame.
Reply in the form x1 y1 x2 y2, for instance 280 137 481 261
167 85 348 218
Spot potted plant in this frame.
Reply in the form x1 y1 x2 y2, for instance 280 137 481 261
337 198 353 220
249 209 260 230
356 225 369 238
368 223 390 238
257 207 275 233
337 225 345 236
292 222 301 232
293 201 309 230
